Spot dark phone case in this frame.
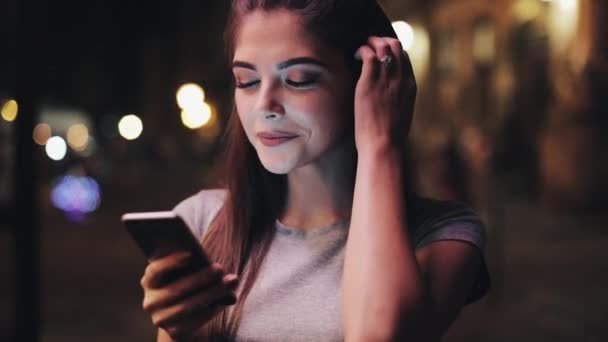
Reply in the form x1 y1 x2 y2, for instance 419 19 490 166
123 215 211 283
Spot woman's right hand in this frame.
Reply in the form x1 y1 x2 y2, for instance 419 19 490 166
140 252 239 340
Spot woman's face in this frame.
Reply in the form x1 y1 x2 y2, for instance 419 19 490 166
232 9 354 174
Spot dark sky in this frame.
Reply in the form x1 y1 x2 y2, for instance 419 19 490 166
7 0 230 115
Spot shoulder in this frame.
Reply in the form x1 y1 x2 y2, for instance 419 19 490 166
408 194 491 305
172 188 228 239
408 194 485 251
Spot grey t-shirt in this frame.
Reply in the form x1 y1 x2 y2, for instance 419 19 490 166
173 189 489 342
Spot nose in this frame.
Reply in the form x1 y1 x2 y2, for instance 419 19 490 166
254 82 285 120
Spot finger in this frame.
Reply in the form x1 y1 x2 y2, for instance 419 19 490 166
222 273 239 287
141 252 194 289
162 304 226 340
143 263 225 312
368 36 398 78
151 282 237 327
356 45 379 84
367 36 393 59
386 39 404 76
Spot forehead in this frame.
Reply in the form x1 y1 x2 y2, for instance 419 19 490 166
233 9 329 63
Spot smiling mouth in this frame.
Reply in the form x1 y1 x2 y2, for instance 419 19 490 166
257 135 297 147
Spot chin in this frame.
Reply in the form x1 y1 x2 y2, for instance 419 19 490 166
253 141 305 175
258 156 298 174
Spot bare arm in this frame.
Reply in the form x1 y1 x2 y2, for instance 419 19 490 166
343 148 483 341
343 148 427 341
344 36 483 341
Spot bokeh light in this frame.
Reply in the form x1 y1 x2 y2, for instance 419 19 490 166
181 103 212 129
118 114 143 140
45 136 68 161
547 0 579 53
392 21 415 51
75 136 97 157
408 24 431 80
51 175 101 221
1 99 18 122
67 123 90 151
556 0 577 10
513 0 543 22
176 83 205 110
33 123 52 145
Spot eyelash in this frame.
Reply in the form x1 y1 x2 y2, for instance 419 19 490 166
235 74 321 89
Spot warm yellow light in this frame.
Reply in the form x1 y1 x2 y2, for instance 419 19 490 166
33 123 52 145
67 123 90 151
176 83 205 110
557 0 577 10
1 99 18 122
118 114 143 140
45 136 67 161
392 21 415 51
513 0 543 22
194 102 221 142
547 0 579 52
181 102 212 129
409 24 431 81
473 21 496 65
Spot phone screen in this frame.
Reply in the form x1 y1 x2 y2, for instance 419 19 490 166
122 212 211 281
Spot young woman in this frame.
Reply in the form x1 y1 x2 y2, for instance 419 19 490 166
140 1 490 341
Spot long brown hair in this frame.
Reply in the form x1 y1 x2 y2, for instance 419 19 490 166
198 1 401 339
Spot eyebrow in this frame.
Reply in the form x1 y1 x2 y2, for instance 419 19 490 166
232 57 327 71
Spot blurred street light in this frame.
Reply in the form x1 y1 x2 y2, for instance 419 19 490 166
51 175 101 221
1 99 18 122
118 114 143 140
181 102 212 129
33 123 52 145
45 136 67 161
67 123 90 151
392 21 415 51
176 83 205 111
392 21 430 81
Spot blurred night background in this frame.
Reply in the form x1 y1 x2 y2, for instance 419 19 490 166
1 0 607 341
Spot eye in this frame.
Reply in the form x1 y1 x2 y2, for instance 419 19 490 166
284 72 321 88
235 79 260 89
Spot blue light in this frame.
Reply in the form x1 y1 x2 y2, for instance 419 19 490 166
51 175 101 220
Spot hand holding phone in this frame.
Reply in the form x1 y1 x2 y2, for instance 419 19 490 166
122 211 211 277
122 211 239 339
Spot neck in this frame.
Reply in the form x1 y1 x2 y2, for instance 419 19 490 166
280 136 356 230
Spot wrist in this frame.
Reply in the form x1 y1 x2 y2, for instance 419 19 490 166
357 140 402 162
357 147 403 173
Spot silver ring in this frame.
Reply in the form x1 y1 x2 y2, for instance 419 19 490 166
380 55 394 67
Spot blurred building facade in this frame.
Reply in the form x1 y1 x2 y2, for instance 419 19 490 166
381 0 607 214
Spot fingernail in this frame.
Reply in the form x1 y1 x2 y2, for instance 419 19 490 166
223 274 238 283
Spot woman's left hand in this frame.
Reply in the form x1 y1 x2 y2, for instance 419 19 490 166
353 36 417 156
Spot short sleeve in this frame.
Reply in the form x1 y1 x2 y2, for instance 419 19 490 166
172 188 227 239
409 196 491 304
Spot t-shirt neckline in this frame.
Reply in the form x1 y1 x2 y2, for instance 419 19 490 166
275 218 350 238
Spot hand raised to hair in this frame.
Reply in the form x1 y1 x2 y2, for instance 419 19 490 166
353 36 417 156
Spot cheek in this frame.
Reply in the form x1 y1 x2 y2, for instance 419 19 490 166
291 98 348 147
307 91 350 134
235 94 255 134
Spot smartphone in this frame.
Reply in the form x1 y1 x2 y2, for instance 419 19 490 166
121 211 212 281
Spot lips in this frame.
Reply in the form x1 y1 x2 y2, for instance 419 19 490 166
256 131 298 147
